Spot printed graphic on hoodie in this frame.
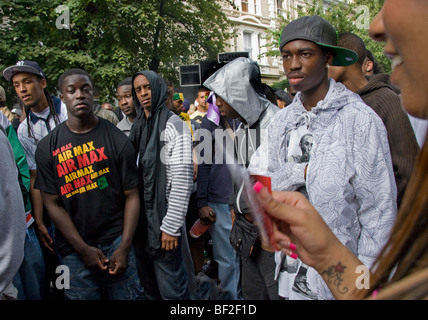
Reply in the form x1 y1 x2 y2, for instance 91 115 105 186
278 121 317 300
250 79 397 300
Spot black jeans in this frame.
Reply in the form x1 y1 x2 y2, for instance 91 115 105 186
240 242 280 300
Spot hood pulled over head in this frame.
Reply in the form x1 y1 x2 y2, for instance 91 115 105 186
132 70 168 117
203 57 271 127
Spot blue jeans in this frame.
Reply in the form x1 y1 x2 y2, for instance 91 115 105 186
60 235 144 300
151 238 190 300
13 225 46 300
208 202 241 299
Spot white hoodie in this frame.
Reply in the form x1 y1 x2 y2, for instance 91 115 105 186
249 79 397 300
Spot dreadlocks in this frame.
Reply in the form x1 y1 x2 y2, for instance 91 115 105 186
25 76 61 142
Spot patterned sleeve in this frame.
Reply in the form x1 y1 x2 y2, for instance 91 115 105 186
352 110 397 268
160 118 194 237
17 124 37 171
247 131 270 176
249 117 307 191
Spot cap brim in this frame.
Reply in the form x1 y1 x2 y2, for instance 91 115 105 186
316 42 358 66
3 65 45 82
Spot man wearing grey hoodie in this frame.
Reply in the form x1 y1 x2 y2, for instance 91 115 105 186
203 57 279 299
0 124 26 299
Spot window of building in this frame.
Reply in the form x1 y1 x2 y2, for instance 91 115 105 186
243 32 253 58
235 0 260 15
277 0 283 15
242 31 267 65
258 33 268 65
242 0 249 12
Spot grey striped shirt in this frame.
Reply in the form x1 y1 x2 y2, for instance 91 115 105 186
159 114 193 237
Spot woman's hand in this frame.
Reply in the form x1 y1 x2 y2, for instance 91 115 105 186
256 187 367 299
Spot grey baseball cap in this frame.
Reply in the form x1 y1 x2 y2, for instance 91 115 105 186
279 15 358 66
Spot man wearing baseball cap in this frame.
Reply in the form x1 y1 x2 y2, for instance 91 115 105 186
169 92 194 138
171 92 185 115
249 16 397 300
3 60 68 299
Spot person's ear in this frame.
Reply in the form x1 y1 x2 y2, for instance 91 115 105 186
40 78 47 90
325 51 334 68
366 60 373 72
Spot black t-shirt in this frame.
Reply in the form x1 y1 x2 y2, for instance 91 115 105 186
35 118 139 256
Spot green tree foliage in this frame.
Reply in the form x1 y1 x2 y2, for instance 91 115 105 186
265 0 388 89
0 0 232 103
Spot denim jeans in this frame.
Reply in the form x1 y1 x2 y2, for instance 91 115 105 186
208 202 241 299
60 235 144 300
13 225 46 300
151 238 190 300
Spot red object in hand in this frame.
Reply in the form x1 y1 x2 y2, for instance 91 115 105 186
189 219 209 239
252 176 278 251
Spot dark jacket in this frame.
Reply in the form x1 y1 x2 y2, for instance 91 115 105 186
196 116 240 208
129 71 173 252
358 73 420 207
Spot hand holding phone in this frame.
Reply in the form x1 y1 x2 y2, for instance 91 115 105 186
249 175 278 251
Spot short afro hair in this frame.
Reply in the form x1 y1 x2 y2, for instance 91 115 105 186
337 32 366 66
57 68 95 93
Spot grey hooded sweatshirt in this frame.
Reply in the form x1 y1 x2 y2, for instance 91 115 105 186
0 125 25 296
204 57 278 165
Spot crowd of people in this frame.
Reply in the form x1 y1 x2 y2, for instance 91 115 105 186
1 0 428 301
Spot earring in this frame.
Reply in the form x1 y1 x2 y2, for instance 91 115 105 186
326 64 330 69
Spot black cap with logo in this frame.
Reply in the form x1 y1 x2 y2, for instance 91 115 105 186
279 15 358 66
3 60 46 82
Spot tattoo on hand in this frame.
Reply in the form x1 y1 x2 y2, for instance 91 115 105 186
321 262 348 294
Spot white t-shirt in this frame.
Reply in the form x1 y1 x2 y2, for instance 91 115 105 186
17 100 68 170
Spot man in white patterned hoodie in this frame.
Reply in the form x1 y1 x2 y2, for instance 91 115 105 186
249 16 397 300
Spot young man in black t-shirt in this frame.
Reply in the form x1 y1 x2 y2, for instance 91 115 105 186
34 68 144 300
